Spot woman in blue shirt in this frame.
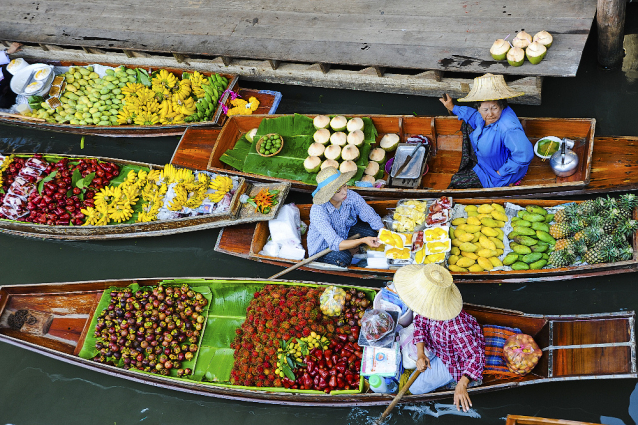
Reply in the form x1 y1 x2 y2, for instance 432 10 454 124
439 74 534 189
307 167 383 267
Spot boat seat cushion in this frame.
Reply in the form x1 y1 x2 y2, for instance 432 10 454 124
482 324 522 374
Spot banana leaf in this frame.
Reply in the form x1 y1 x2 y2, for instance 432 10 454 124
220 114 378 185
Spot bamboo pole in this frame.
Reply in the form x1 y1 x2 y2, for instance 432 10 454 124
597 0 627 68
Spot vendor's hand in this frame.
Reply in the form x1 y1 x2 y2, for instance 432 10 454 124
416 355 430 372
454 378 472 412
6 42 22 54
439 93 454 112
361 236 381 248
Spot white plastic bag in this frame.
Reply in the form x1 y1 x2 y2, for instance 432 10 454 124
269 203 301 244
259 240 281 257
399 324 418 369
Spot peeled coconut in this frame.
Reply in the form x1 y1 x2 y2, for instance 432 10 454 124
246 128 258 143
308 142 326 158
533 30 553 49
321 159 340 170
313 115 330 130
346 117 365 133
364 161 382 178
304 156 322 173
380 133 400 152
507 47 525 67
342 145 360 162
330 115 348 132
490 39 510 61
339 160 358 174
347 130 365 146
330 132 348 146
526 41 547 65
324 144 342 161
361 175 376 184
512 31 532 49
369 147 387 163
313 128 331 145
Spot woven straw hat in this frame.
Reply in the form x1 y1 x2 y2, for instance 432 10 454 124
312 167 356 205
393 264 463 321
458 73 524 102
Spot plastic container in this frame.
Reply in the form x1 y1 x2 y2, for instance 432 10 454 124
368 375 398 394
16 104 31 115
6 58 29 75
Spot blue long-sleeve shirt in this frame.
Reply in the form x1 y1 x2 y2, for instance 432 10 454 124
452 105 534 188
307 190 384 256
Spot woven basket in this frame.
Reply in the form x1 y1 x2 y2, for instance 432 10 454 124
256 133 284 157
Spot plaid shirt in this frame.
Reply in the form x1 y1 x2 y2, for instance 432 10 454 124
307 190 383 255
413 310 485 381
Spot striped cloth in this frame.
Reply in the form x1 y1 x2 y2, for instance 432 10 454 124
482 324 521 375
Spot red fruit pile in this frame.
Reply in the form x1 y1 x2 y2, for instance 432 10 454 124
0 154 120 225
287 336 362 393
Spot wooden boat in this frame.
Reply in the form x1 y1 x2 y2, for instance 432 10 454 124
215 198 638 284
195 114 596 199
0 277 634 406
0 60 281 137
0 154 290 240
506 416 601 425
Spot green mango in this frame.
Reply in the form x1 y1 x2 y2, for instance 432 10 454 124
105 69 115 76
522 212 545 222
545 214 555 223
98 120 110 126
513 235 538 246
126 68 136 75
542 253 549 260
530 259 548 270
531 243 549 253
511 261 530 270
513 226 536 236
508 231 520 240
536 231 556 244
515 220 532 227
522 252 543 264
531 222 550 233
511 216 521 223
503 253 519 266
526 205 548 216
512 244 532 255
79 67 90 76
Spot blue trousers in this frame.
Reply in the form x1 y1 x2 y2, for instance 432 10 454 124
316 221 378 267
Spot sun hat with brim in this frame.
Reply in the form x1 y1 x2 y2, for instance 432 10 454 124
312 166 356 205
458 73 524 102
393 264 463 321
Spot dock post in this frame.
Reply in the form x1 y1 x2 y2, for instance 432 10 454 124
597 0 626 68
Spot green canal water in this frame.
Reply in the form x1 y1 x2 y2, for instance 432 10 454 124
2 11 638 425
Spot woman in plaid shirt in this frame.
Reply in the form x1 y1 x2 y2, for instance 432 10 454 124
394 264 485 412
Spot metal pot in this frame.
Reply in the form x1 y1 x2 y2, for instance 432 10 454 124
549 139 579 177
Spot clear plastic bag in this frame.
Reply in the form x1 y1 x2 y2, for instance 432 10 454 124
503 333 542 375
319 286 346 316
361 309 395 342
25 157 48 171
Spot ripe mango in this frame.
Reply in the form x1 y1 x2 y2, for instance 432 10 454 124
448 255 459 265
477 257 493 271
468 264 485 272
451 238 462 247
491 210 508 222
479 235 496 250
464 205 478 212
455 227 467 237
495 228 505 240
467 211 479 217
477 248 498 258
451 247 460 256
481 227 499 237
491 203 505 213
461 251 478 260
459 242 478 253
456 257 476 268
495 248 504 256
447 265 468 272
477 204 494 214
449 227 455 239
458 233 475 243
451 218 467 226
480 217 500 228
471 233 480 243
467 216 481 226
488 237 505 249
464 224 481 234
489 257 504 267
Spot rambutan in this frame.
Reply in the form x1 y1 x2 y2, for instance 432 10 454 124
274 378 282 387
302 328 311 337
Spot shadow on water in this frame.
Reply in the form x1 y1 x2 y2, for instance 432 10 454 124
2 5 638 424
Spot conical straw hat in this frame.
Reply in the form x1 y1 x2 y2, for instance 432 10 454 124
393 264 463 321
312 166 356 205
458 73 524 102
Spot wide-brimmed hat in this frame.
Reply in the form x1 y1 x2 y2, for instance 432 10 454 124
312 167 356 205
393 264 462 321
458 73 524 102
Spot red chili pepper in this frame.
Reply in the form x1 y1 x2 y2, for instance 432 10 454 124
328 375 337 388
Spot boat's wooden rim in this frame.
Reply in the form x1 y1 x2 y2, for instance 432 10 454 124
214 197 638 284
506 415 602 425
0 277 634 406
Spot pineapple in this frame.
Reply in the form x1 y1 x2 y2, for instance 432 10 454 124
548 248 574 267
614 219 638 238
554 239 569 251
616 243 635 261
582 233 615 264
619 193 638 220
549 220 579 239
577 199 599 216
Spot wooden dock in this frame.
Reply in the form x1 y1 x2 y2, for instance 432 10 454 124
0 0 597 104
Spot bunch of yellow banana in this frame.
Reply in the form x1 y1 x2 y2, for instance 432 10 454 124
172 79 191 102
0 154 14 189
137 180 167 222
184 173 211 209
160 164 194 185
208 175 233 202
152 69 178 92
189 71 207 99
168 184 189 211
158 100 185 125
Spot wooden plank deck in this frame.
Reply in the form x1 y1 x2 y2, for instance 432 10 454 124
0 0 596 77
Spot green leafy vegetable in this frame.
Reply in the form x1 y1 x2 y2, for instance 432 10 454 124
37 171 57 195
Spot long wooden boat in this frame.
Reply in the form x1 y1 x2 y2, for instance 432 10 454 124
196 114 596 199
0 60 281 137
0 277 634 406
215 198 638 284
506 416 601 425
0 154 289 240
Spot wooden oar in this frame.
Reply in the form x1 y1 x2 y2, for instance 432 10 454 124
375 370 421 424
268 233 361 279
0 111 45 122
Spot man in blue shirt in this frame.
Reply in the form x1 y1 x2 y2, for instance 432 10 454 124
307 167 383 267
439 74 534 189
